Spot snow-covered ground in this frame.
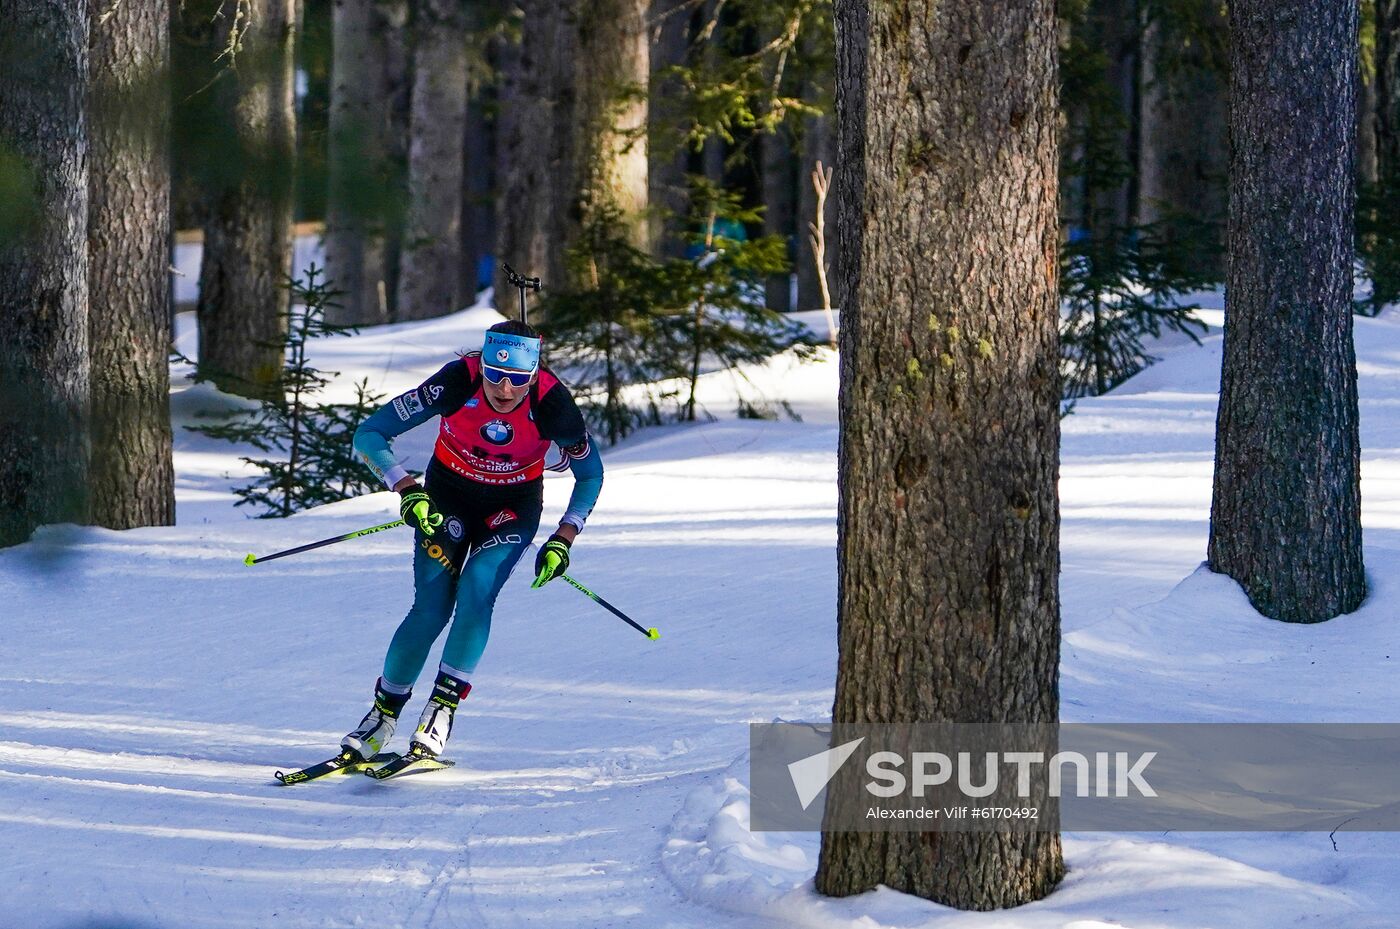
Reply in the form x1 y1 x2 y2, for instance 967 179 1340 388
4 297 1399 928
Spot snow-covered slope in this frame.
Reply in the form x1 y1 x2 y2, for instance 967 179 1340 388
4 303 1399 928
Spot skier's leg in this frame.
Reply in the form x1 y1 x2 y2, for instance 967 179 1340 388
406 507 541 755
381 532 468 686
439 506 542 676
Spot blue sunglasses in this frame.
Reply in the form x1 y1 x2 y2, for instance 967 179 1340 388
482 364 534 388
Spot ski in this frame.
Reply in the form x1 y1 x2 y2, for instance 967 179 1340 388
275 750 398 785
364 747 455 781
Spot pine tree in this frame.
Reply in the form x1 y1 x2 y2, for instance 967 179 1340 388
816 0 1064 908
323 0 403 326
88 0 177 530
1210 0 1366 623
396 0 469 320
0 0 91 547
185 0 298 400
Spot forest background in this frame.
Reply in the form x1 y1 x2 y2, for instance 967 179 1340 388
0 0 1394 539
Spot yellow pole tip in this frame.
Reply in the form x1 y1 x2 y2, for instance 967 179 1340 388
647 628 660 640
244 553 257 566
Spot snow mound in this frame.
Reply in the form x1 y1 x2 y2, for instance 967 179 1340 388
662 754 1365 929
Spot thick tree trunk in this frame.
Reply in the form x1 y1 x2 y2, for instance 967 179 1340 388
195 0 297 399
496 0 573 306
87 0 175 529
396 0 469 320
761 126 795 311
816 0 1063 909
579 0 649 231
495 0 648 314
1210 0 1365 623
324 0 396 325
0 0 91 547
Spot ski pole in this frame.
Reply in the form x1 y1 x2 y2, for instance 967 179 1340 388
559 573 660 640
243 518 407 566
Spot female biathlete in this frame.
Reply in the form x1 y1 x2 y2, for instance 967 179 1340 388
340 320 602 761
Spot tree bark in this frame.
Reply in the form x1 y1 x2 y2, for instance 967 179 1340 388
396 0 469 320
87 0 176 530
459 92 495 302
1378 0 1400 180
579 0 649 232
1210 0 1365 623
1358 2 1379 187
324 0 397 325
1137 7 1227 228
648 0 692 257
380 0 412 318
496 0 648 312
816 0 1063 909
195 0 297 399
0 0 91 547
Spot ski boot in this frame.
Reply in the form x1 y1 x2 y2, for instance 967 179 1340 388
341 678 412 761
409 671 472 758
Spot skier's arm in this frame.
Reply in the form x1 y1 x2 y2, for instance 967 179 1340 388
556 436 603 537
535 383 603 535
353 360 471 489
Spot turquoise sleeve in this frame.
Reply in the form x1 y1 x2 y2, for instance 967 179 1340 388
560 439 603 531
353 396 439 488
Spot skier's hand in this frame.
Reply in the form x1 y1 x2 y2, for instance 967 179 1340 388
531 534 571 588
398 483 444 536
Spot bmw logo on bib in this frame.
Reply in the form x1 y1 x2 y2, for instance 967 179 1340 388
482 419 513 445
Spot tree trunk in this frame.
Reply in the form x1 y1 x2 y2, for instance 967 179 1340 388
1091 0 1138 229
1210 0 1365 623
195 0 297 399
0 0 91 547
1379 0 1400 180
761 125 795 311
816 0 1063 909
459 92 495 302
396 0 469 321
87 0 176 530
380 0 411 318
495 0 648 314
648 0 692 257
496 0 573 306
1358 1 1379 187
324 0 395 326
1137 6 1227 230
578 0 649 231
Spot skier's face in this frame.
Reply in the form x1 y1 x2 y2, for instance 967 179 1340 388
482 368 536 410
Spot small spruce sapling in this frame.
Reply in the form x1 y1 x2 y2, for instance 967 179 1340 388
188 265 385 517
672 177 818 421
